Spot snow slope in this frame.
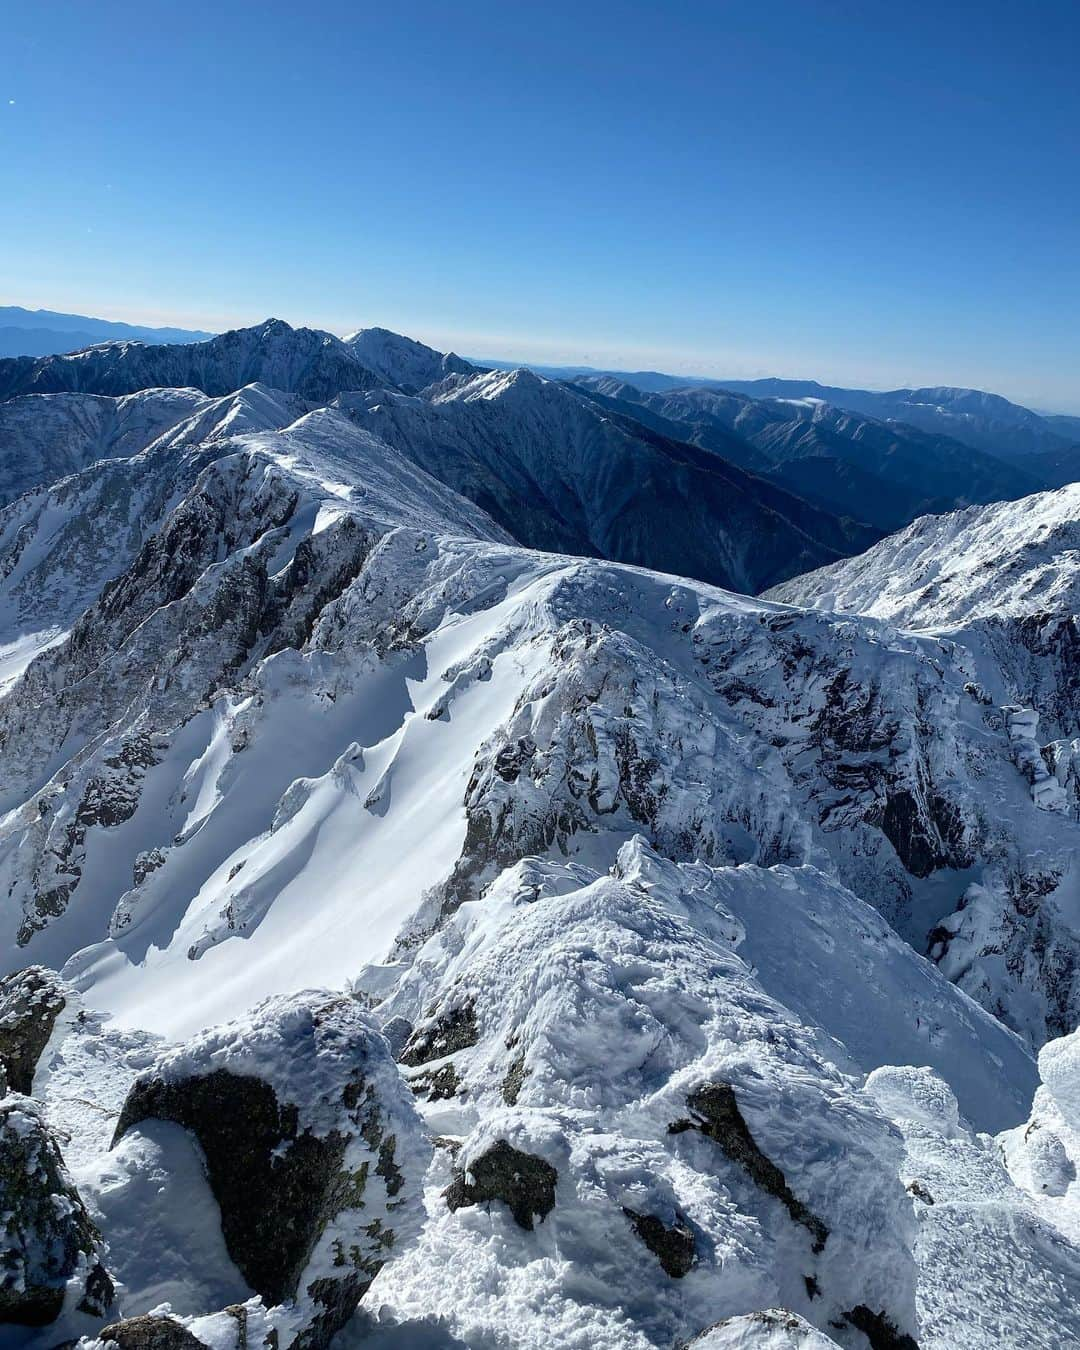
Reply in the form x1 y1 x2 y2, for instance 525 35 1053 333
767 484 1080 631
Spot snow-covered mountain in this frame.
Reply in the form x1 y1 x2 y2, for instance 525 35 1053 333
486 365 1078 462
343 327 478 393
334 366 876 592
0 319 383 403
573 378 1047 531
0 383 311 507
3 321 1080 1350
767 484 1080 631
697 378 1077 460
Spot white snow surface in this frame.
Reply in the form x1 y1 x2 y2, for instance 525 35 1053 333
766 484 1080 630
364 838 918 1349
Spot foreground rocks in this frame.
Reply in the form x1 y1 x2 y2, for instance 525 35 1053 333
112 990 430 1350
0 965 70 1094
0 1094 113 1326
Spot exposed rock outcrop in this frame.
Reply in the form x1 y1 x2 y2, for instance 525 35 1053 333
98 1313 211 1350
670 1082 829 1254
0 965 70 1093
112 991 429 1349
0 1094 113 1326
444 1139 558 1231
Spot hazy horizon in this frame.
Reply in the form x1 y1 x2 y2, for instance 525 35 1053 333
4 297 1079 415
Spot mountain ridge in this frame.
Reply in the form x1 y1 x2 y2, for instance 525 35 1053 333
4 314 1080 1349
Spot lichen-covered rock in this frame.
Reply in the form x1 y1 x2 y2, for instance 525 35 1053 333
111 990 429 1350
0 1094 113 1326
96 1313 211 1350
444 1139 557 1231
93 1299 280 1350
0 965 70 1093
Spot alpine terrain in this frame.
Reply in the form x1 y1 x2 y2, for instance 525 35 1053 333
2 320 1080 1350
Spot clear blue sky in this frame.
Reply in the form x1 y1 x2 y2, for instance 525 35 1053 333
2 0 1078 409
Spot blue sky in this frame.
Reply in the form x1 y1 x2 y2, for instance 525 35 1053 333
2 0 1078 409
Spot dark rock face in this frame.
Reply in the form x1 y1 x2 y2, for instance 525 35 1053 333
110 993 423 1350
98 1314 210 1350
0 1096 113 1326
0 966 68 1093
845 1304 920 1350
399 1002 478 1067
880 787 969 880
409 1062 460 1102
500 1054 527 1106
112 1068 352 1306
669 1082 829 1254
622 1206 695 1277
444 1139 557 1231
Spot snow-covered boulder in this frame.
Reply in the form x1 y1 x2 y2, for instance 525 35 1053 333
111 992 430 1349
89 1299 279 1350
0 1093 114 1327
0 966 71 1094
1001 1029 1080 1199
686 1309 843 1348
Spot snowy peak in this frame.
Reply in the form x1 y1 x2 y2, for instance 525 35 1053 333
335 367 875 593
343 326 479 393
145 382 312 451
0 319 385 403
6 315 1080 1346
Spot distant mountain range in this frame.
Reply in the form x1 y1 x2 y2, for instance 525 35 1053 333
0 305 214 358
1 316 1078 584
479 359 1080 462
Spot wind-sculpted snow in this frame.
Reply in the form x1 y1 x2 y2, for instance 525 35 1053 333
865 1061 1080 1349
0 498 1073 1049
361 839 919 1350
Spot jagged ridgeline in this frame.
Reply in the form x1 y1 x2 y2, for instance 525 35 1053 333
1 319 1080 1349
